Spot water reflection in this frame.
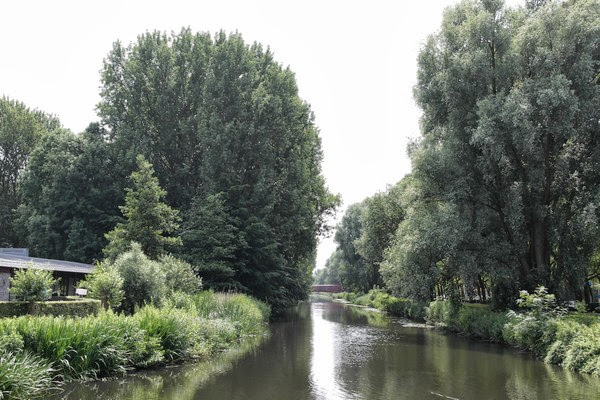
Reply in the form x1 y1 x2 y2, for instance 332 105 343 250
54 300 600 400
310 304 347 399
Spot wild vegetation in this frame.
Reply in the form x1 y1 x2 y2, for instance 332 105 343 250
0 291 269 399
325 286 600 376
317 0 600 310
0 30 338 313
314 1 600 381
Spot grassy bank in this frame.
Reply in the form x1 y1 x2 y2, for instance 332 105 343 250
0 291 269 399
331 289 427 321
324 290 600 377
427 300 600 376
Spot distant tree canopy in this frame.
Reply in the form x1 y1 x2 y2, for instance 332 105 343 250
317 178 407 292
321 0 600 308
7 30 337 313
17 124 121 263
0 97 60 248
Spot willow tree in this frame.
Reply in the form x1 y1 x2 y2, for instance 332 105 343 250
98 30 338 312
390 0 600 305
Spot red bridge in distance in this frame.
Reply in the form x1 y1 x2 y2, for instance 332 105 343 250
312 284 343 293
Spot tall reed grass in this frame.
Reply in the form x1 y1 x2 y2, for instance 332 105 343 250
0 291 269 399
0 351 54 400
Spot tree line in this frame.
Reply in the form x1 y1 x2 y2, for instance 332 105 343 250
316 0 600 308
0 30 338 313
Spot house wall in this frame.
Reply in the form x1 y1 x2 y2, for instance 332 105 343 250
0 271 10 301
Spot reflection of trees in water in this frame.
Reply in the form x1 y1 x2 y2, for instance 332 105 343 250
505 362 600 400
55 335 267 400
54 302 600 400
320 303 392 328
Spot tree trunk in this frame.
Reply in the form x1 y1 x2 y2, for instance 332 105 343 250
584 282 592 304
532 219 550 284
478 275 487 302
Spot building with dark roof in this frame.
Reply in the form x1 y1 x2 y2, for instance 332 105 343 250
0 250 94 300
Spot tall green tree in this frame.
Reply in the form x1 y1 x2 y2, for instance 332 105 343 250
0 98 60 247
99 30 338 312
103 155 181 261
355 178 407 289
314 250 342 285
332 203 369 292
179 193 243 290
17 124 121 262
399 0 600 305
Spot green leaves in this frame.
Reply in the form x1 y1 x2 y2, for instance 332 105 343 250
404 0 600 303
9 267 56 303
17 124 122 262
0 97 60 248
97 30 337 311
103 155 181 261
83 263 124 310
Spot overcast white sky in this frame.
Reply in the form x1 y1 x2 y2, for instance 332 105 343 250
0 0 520 269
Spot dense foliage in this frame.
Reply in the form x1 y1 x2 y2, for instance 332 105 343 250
316 178 407 292
0 29 337 311
84 264 125 310
398 0 600 305
16 124 121 263
103 155 181 261
9 268 56 304
111 244 167 314
98 29 339 312
320 0 600 308
0 298 101 318
0 98 60 249
0 292 269 399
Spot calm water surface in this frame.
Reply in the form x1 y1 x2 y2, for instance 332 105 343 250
56 300 600 399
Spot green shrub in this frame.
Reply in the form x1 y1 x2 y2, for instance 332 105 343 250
0 299 101 318
0 351 55 400
0 290 269 393
166 291 198 310
0 314 130 379
188 292 269 336
354 293 372 306
159 255 202 294
426 300 453 324
333 292 358 302
219 293 269 335
543 319 579 365
563 323 600 374
0 330 24 354
368 290 427 321
10 267 56 305
112 244 167 313
192 290 220 318
82 263 124 310
0 302 29 318
32 299 101 317
197 318 238 352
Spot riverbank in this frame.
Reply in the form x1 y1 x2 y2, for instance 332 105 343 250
318 290 600 377
48 300 600 399
0 291 270 400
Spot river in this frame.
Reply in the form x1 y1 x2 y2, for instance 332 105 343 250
55 298 600 399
